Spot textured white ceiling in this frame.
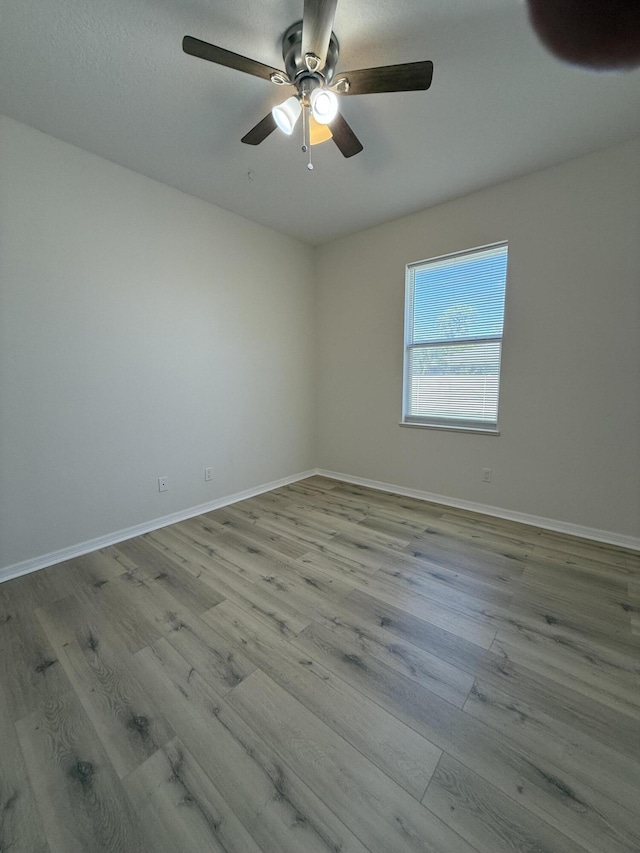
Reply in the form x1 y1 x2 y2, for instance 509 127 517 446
2 0 640 244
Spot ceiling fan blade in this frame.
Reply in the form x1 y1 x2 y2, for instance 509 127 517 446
330 112 363 158
301 0 338 69
336 61 433 95
241 113 277 146
183 36 286 82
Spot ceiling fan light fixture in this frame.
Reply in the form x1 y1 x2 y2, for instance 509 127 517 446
272 95 301 134
184 0 434 164
310 88 338 125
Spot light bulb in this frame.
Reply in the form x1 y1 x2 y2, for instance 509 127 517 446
272 96 301 135
310 88 338 125
309 116 332 145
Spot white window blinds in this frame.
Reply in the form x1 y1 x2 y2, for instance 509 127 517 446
403 242 508 431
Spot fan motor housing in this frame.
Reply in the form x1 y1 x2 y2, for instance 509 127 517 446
282 20 340 84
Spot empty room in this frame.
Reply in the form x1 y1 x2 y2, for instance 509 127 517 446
1 1 639 851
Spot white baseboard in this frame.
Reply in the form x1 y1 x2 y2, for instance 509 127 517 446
317 469 640 553
0 469 316 585
3 465 637 586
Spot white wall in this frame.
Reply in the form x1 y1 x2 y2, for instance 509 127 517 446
315 139 640 540
0 116 315 570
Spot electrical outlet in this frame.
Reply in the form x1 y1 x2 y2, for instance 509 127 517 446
158 477 168 492
204 467 213 482
482 468 492 483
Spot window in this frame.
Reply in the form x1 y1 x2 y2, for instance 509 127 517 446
402 242 508 432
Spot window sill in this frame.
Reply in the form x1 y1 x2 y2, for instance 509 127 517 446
399 421 500 436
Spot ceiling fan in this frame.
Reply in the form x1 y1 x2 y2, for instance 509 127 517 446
183 0 434 168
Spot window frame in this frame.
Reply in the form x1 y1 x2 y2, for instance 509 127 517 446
401 241 508 434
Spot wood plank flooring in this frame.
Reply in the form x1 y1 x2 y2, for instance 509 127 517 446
1 476 639 853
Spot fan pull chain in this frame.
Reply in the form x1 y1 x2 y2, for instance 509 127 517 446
301 103 313 170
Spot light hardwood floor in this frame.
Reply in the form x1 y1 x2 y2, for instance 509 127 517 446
1 476 639 853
